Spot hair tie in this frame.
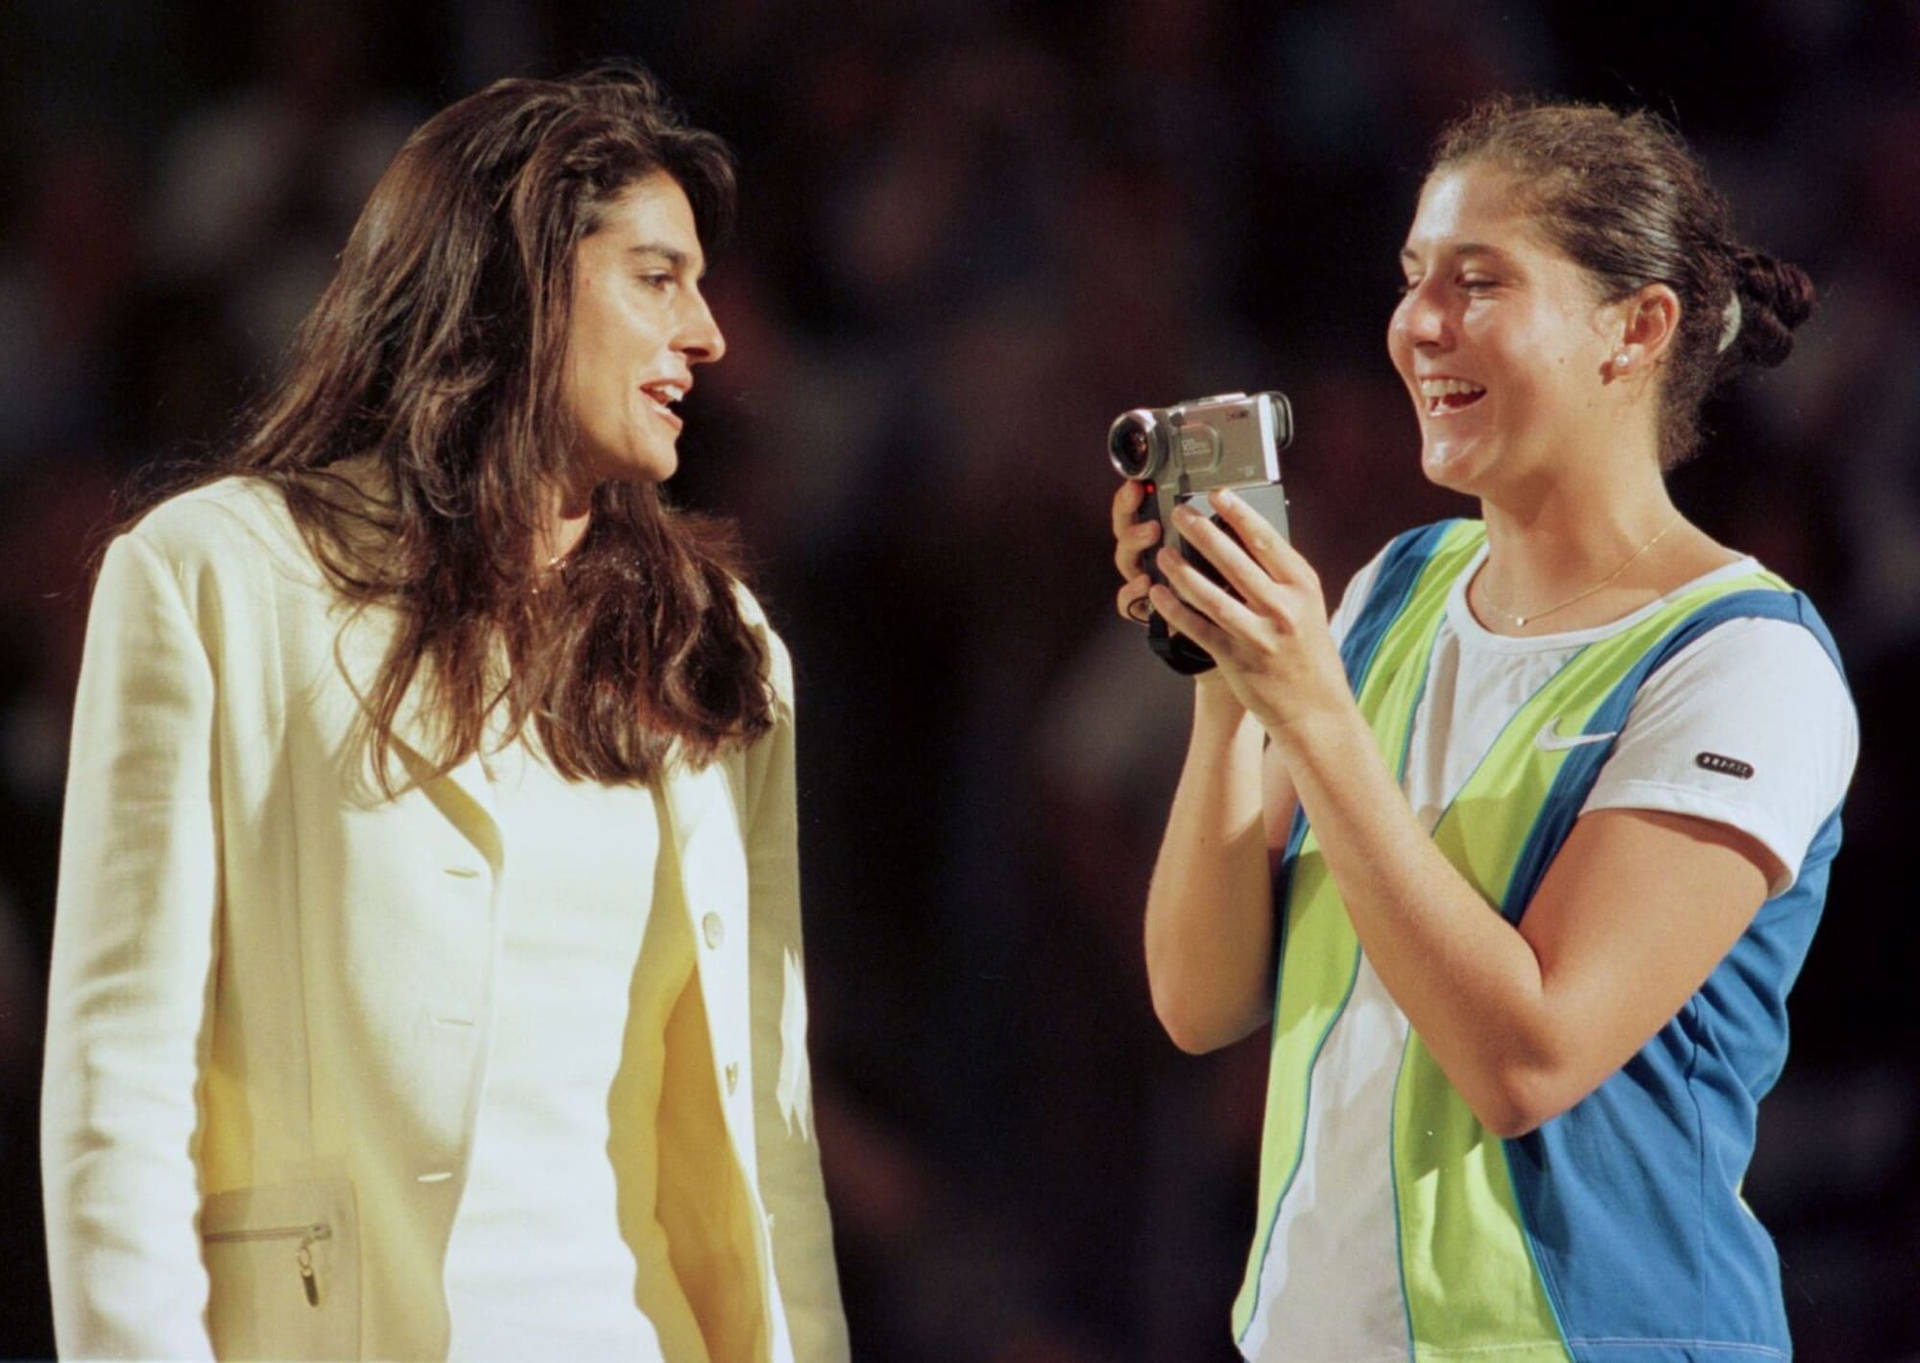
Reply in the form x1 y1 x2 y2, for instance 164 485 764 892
1716 291 1743 354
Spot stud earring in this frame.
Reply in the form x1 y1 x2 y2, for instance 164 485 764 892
1613 351 1632 372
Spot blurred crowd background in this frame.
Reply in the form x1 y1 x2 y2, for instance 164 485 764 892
3 1 1916 1359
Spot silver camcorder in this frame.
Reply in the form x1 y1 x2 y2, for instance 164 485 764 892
1107 390 1294 674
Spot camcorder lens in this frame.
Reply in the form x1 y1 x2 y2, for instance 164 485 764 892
1107 410 1161 480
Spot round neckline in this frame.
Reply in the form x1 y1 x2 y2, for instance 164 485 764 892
1444 539 1761 652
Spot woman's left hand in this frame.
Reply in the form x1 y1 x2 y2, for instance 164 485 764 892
1148 488 1353 747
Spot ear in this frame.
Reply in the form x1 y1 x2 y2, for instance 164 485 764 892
1616 282 1682 368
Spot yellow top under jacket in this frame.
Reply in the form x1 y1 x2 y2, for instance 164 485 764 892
41 472 849 1362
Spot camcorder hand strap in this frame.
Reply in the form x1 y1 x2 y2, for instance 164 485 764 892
1148 611 1217 675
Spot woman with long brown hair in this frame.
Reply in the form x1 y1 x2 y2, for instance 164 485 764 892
43 65 847 1361
1115 98 1855 1359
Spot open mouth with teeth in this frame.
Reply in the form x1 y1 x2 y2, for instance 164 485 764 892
1418 377 1486 416
641 381 687 428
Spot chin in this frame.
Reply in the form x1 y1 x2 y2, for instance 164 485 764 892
597 446 679 487
637 433 681 483
1419 439 1481 494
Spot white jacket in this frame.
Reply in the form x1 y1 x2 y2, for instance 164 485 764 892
42 475 849 1361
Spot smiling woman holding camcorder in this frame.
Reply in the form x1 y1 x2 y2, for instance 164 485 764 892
1111 97 1857 1362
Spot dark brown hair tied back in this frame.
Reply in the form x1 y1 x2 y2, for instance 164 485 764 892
1431 95 1815 467
1727 247 1816 371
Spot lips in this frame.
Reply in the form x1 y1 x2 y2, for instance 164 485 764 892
640 380 687 429
1417 376 1486 416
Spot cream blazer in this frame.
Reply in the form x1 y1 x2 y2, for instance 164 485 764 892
42 476 850 1362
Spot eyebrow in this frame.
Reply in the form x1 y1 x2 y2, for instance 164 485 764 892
625 243 704 277
1400 241 1516 266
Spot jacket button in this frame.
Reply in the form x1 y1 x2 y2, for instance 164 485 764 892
701 912 725 949
725 1062 739 1094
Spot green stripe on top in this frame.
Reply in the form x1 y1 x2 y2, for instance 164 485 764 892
1390 565 1788 1360
1232 521 1485 1342
1430 565 1789 925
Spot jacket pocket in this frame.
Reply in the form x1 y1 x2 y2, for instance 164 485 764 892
201 1178 360 1361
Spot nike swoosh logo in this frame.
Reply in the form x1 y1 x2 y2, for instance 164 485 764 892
1534 719 1619 752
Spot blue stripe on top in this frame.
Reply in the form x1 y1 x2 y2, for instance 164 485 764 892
1501 589 1841 926
1339 520 1466 692
1502 588 1849 1361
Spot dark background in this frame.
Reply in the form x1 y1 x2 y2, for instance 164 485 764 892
3 2 1916 1359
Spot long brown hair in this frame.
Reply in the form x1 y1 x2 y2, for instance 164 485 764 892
1430 97 1815 467
129 63 773 787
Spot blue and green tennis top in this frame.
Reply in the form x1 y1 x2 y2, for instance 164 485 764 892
1234 520 1856 1363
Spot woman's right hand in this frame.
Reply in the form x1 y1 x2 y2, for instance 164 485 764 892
1116 489 1287 1053
1110 481 1244 711
1111 479 1162 626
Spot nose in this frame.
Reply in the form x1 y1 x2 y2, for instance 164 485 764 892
1393 278 1449 350
679 289 726 365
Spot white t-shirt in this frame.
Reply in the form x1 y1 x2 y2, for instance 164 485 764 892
443 739 706 1362
1237 538 1858 1363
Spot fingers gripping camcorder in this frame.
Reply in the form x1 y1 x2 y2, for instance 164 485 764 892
1108 391 1294 675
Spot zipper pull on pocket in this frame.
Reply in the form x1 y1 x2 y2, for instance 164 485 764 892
203 1218 332 1307
296 1234 321 1306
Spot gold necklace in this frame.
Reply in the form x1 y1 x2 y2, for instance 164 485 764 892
1477 511 1684 629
